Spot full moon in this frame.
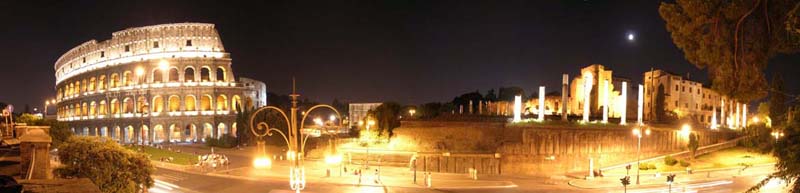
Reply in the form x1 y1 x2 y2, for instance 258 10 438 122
627 33 635 41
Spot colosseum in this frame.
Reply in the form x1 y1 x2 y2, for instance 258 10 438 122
53 23 266 144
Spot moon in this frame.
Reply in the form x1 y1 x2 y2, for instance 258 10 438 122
627 33 635 41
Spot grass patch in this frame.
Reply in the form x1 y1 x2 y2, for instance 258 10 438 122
125 146 198 165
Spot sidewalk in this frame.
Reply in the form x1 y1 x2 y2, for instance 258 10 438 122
568 163 775 189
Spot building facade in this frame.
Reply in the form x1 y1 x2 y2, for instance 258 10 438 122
53 23 266 144
643 69 746 128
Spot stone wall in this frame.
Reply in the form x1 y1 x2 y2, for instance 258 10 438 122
393 120 738 176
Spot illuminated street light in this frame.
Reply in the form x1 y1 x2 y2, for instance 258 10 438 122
681 124 692 138
329 114 336 121
633 127 651 185
253 156 272 169
409 109 416 117
314 117 323 126
135 67 145 77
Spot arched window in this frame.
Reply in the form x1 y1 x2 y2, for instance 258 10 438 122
89 101 97 116
200 67 211 82
152 69 163 83
81 102 88 116
216 67 226 82
98 75 106 90
81 79 87 92
110 99 119 115
168 68 179 82
99 100 107 115
88 77 96 91
75 81 82 94
168 95 180 112
123 97 134 114
153 125 165 143
123 71 133 86
231 95 242 112
203 123 214 139
152 96 164 113
185 95 196 111
184 67 195 82
137 97 148 114
110 73 120 88
216 95 228 111
217 123 227 138
201 95 212 111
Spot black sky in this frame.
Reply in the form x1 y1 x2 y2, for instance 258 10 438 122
0 0 798 111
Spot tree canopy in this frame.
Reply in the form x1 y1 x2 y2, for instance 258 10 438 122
747 108 800 192
367 102 402 137
659 0 800 101
55 136 154 193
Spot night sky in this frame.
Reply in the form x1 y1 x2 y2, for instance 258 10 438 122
1 0 798 111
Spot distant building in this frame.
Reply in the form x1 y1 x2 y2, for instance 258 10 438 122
643 69 731 126
567 64 629 118
239 77 268 108
348 103 381 127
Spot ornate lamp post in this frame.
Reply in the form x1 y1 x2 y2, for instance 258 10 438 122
249 81 341 193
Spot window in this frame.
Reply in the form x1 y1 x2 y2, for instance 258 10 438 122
124 45 130 52
675 85 678 91
682 86 685 92
100 51 105 58
82 57 86 63
689 87 692 93
184 67 195 82
153 41 159 48
186 40 192 46
675 101 678 107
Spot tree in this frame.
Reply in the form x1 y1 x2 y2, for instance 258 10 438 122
367 102 402 137
747 107 800 192
16 113 41 125
659 0 800 102
484 89 498 102
688 133 699 160
45 120 72 148
331 98 349 116
451 91 484 113
620 176 630 193
235 97 254 146
498 87 525 102
770 73 787 126
55 136 154 193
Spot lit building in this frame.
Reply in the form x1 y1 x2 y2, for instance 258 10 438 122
567 64 630 118
53 23 266 144
348 103 382 127
642 69 740 127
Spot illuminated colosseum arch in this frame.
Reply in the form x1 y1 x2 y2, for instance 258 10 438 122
100 126 108 137
137 96 147 113
81 102 88 116
123 97 134 114
110 99 119 115
217 123 227 138
110 73 120 88
153 124 165 143
231 122 237 137
67 83 73 96
202 123 214 140
113 126 121 141
98 75 106 90
200 67 211 82
125 125 135 143
75 80 82 94
231 95 242 112
83 127 89 136
169 124 181 142
168 67 179 82
88 77 96 91
185 95 197 111
89 101 97 116
140 125 150 143
168 95 181 112
123 71 133 86
98 100 107 115
81 79 87 93
185 124 197 142
184 67 196 82
152 69 163 83
216 67 226 82
216 95 228 111
200 95 212 111
152 95 164 113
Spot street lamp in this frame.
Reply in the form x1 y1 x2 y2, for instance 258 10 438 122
409 109 416 117
249 81 342 193
771 131 784 142
632 127 651 185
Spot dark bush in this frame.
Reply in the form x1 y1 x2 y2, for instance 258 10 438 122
664 155 678 166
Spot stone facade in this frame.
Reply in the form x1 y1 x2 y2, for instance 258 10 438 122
393 120 738 176
52 23 266 144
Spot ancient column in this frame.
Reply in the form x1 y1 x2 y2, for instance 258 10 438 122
562 74 568 121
